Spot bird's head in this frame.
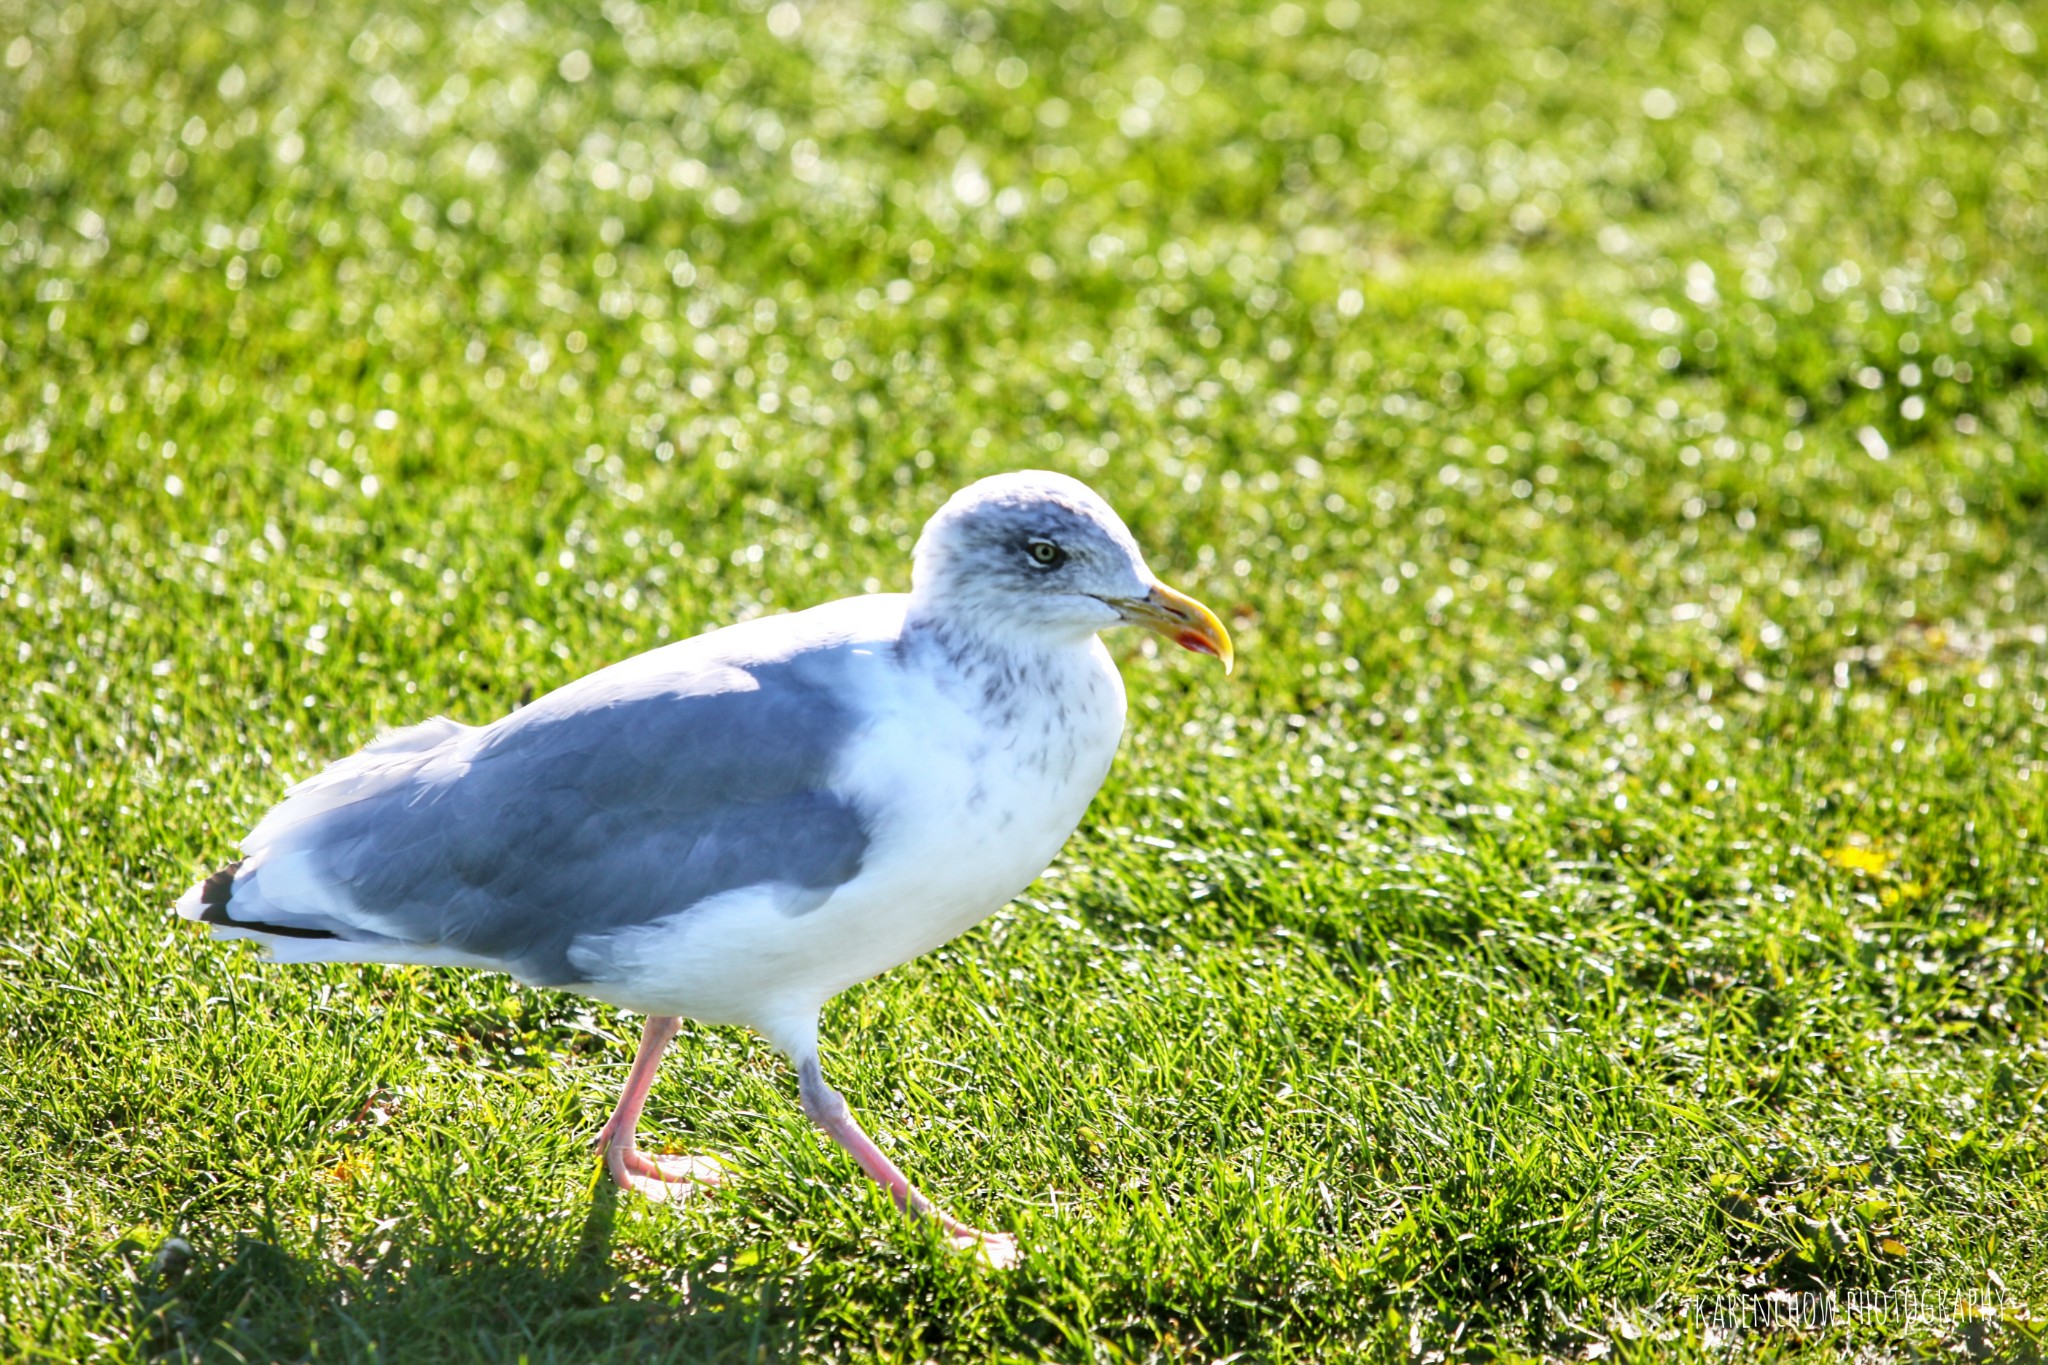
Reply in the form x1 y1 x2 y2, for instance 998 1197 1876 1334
909 470 1233 671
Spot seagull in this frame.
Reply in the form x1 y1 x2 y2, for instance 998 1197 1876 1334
176 470 1232 1265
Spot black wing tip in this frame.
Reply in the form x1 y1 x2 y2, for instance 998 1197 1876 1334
196 860 243 920
194 859 341 941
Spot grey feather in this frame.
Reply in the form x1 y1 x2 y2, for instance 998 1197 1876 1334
243 624 878 986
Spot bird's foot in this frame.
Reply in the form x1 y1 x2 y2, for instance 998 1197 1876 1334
605 1144 731 1203
921 1203 1015 1268
932 1217 1020 1269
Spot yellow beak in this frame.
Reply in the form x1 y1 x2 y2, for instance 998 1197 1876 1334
1113 581 1235 674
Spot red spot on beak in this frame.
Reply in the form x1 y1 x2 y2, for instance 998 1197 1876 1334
1175 630 1221 659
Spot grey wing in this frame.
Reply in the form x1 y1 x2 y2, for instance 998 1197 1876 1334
222 650 872 986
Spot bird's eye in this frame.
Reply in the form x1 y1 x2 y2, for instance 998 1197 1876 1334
1026 538 1065 568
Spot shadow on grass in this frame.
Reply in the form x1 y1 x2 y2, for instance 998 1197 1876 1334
107 1177 1372 1363
127 1182 810 1365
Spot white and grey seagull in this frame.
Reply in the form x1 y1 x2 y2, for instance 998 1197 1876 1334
176 470 1232 1265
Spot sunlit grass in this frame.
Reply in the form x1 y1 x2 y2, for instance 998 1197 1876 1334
2 0 2044 1359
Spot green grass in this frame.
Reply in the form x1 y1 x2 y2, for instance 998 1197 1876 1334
3 0 2046 1357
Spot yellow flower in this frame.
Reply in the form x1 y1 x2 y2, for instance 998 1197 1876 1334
1826 844 1892 875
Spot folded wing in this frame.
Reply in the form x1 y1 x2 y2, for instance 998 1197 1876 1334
177 638 876 987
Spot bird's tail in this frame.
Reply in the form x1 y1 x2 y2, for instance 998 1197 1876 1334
174 716 484 967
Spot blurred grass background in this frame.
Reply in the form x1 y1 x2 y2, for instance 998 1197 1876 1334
1 0 2045 1358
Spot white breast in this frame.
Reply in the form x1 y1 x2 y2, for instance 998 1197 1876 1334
570 635 1127 1030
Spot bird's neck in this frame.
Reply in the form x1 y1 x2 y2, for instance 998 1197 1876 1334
900 590 1099 666
898 610 1116 738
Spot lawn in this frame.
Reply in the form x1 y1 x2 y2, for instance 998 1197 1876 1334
2 0 2045 1358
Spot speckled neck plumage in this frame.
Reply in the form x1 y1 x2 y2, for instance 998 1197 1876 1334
900 615 1117 778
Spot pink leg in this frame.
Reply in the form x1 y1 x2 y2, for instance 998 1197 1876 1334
797 1056 1018 1268
596 1015 727 1200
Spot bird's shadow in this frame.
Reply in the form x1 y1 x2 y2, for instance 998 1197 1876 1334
127 1178 822 1365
